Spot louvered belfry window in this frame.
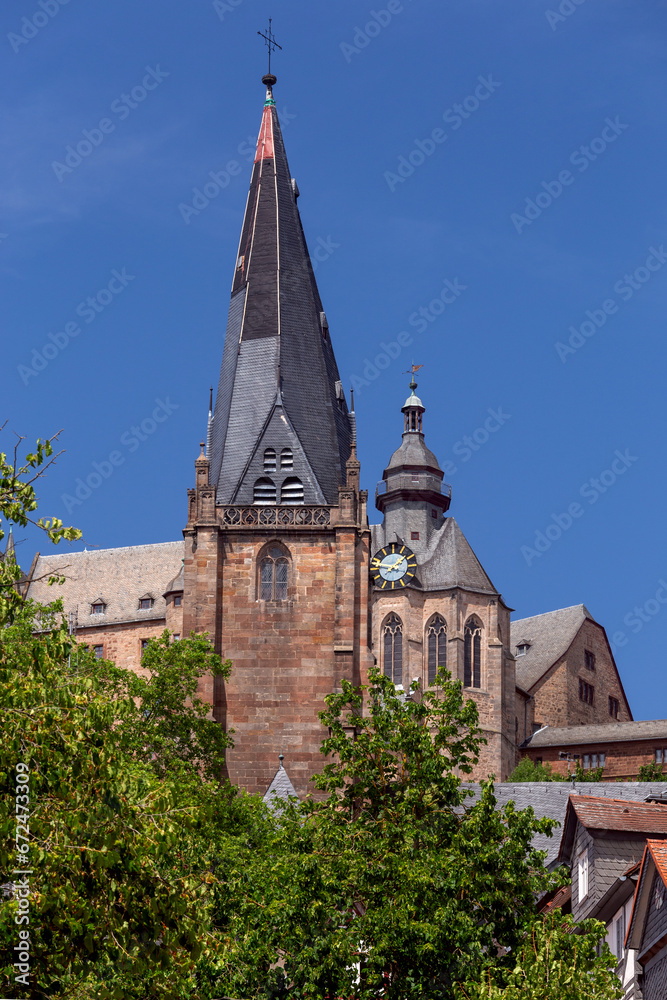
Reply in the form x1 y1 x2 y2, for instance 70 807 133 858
426 615 447 685
263 448 277 472
280 477 304 504
383 614 403 686
464 619 482 688
280 448 294 470
260 545 289 601
253 477 277 504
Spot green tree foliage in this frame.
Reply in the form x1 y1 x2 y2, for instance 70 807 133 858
203 671 569 999
119 631 232 783
508 758 564 782
459 910 623 999
508 758 604 783
0 601 228 998
636 760 666 781
0 430 81 619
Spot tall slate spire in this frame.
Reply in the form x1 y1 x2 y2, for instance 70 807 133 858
209 75 352 505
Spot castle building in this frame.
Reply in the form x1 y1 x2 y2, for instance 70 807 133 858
23 74 632 797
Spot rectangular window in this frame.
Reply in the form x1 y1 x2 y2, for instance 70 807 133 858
585 649 596 671
141 639 150 656
657 749 664 764
174 595 182 607
411 473 419 483
139 598 153 610
173 634 180 642
578 849 589 901
614 910 625 960
599 753 606 768
411 531 419 540
583 754 590 770
93 644 104 659
579 679 594 705
591 754 598 769
609 696 619 718
91 603 105 615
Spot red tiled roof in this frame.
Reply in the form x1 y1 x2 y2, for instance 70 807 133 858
538 883 572 914
647 839 667 883
569 795 667 834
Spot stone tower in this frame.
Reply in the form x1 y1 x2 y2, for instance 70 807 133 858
182 74 373 798
370 377 518 780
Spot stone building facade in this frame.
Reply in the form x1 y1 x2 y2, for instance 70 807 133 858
23 74 634 798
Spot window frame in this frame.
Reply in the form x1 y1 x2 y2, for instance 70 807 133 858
464 618 482 689
577 848 589 901
258 543 291 602
91 602 105 615
426 614 447 686
382 613 403 687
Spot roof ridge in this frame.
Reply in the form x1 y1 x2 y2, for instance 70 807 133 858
512 603 592 625
34 540 183 559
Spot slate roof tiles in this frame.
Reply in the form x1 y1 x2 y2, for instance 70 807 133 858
25 541 184 628
511 604 594 691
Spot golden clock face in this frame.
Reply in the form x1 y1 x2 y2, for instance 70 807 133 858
370 543 417 589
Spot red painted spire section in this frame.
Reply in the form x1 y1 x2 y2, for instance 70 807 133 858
254 97 275 162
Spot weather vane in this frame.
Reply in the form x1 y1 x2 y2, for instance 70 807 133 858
257 18 282 77
402 364 424 377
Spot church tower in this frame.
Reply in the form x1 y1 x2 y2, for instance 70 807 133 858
370 376 518 780
183 73 373 798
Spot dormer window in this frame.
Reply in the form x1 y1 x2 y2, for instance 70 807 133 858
516 643 530 656
91 602 105 615
139 597 154 611
263 448 277 472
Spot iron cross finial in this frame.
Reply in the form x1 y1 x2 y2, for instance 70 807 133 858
257 18 282 77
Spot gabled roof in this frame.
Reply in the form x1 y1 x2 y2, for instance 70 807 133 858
263 761 299 810
511 604 595 691
558 795 667 863
525 719 667 749
627 839 667 956
416 517 499 595
25 541 184 627
465 782 667 868
208 78 352 505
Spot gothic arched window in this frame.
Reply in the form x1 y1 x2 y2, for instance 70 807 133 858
426 614 447 685
253 477 276 504
280 477 304 504
259 544 290 601
382 613 403 686
263 448 277 472
464 617 482 689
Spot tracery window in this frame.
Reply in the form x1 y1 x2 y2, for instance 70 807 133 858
426 614 447 685
259 544 289 601
464 617 482 689
382 613 403 686
253 477 276 504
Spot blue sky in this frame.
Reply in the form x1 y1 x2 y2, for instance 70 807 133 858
2 0 666 721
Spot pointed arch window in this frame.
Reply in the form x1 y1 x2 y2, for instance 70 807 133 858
263 448 277 472
253 477 276 504
280 477 303 505
464 618 482 689
382 614 403 686
280 448 294 470
426 614 447 685
259 544 290 601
